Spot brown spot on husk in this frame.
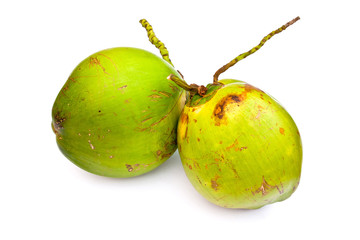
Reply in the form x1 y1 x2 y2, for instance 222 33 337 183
253 176 282 196
53 111 66 132
213 84 261 126
211 175 220 191
225 139 248 152
126 164 133 172
279 127 285 135
118 85 127 92
180 113 189 124
160 152 173 160
213 95 243 126
89 57 108 74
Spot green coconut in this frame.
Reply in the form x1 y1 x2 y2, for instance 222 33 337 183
171 17 302 209
52 20 186 177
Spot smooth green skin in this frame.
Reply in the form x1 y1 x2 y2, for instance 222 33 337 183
178 80 302 209
52 47 186 177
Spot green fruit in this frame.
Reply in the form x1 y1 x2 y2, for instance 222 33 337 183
52 47 185 177
178 80 301 209
170 17 302 208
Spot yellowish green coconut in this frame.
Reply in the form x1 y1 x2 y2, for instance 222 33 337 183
52 20 185 177
171 17 302 209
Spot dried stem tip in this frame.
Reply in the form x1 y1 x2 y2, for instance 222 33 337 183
139 19 174 67
213 16 300 83
167 74 207 96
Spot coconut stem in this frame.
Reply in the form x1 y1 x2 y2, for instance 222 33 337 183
167 74 207 97
213 16 300 83
139 19 174 67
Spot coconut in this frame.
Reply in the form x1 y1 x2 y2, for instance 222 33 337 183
171 17 302 208
52 20 185 177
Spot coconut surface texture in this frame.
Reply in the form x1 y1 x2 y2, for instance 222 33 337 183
52 47 186 177
178 80 302 209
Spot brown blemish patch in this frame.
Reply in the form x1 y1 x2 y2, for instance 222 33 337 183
160 152 172 160
213 94 243 126
124 98 131 103
188 165 193 170
252 176 282 196
279 127 285 135
211 175 220 191
197 138 200 142
89 57 109 74
193 119 197 123
212 84 259 111
237 146 247 151
179 113 189 140
180 113 189 124
118 85 127 93
156 150 162 156
225 139 248 152
244 83 263 93
219 141 222 144
226 139 239 151
53 111 66 132
125 164 133 172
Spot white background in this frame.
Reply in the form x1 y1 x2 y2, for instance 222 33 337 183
1 0 359 239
